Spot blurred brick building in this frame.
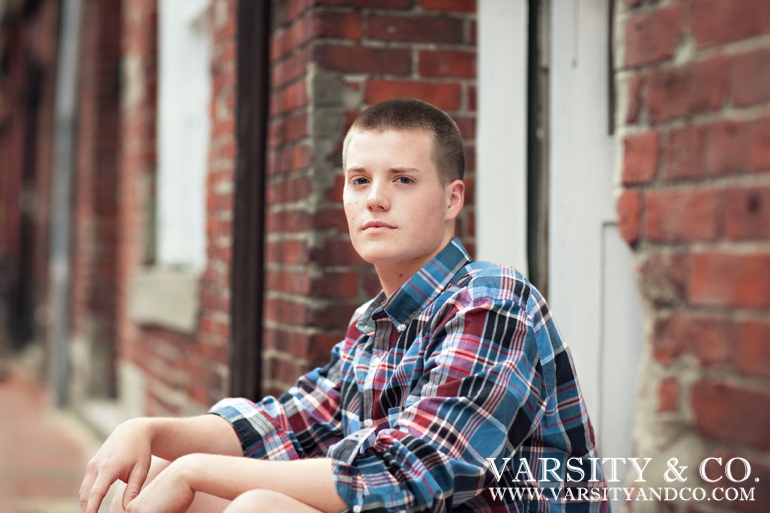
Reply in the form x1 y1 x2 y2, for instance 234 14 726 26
0 1 767 512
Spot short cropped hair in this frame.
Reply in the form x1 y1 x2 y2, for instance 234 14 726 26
342 98 465 184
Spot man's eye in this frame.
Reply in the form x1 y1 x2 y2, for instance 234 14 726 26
352 177 368 185
397 176 413 184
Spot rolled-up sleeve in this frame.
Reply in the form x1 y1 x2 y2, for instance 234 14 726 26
209 342 346 462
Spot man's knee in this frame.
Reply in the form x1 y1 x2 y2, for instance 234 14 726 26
224 490 276 513
226 489 328 513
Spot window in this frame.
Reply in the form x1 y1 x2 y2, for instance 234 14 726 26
156 0 211 269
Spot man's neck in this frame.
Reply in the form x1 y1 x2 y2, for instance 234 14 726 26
375 235 455 297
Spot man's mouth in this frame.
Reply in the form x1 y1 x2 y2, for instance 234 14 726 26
363 221 395 231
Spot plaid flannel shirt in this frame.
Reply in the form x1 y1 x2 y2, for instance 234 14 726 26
210 238 609 512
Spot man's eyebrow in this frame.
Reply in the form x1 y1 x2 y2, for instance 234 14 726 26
391 167 421 173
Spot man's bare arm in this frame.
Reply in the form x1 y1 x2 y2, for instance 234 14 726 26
80 414 241 513
126 454 347 513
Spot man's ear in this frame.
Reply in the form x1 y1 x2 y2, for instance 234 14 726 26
445 179 465 220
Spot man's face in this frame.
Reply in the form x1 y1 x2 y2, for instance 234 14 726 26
343 129 464 280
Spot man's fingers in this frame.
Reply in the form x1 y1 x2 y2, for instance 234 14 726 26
79 459 103 513
84 475 112 513
122 462 149 510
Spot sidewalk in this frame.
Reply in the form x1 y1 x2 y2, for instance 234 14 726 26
0 359 106 513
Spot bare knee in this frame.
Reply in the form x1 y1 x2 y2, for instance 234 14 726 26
224 489 321 513
224 490 274 513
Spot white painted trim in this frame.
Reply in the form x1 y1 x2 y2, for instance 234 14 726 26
476 0 529 272
129 267 201 334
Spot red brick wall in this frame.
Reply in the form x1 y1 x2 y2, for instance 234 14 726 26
71 0 122 396
116 0 160 410
0 1 59 351
616 0 770 510
198 0 238 403
263 0 477 396
116 0 238 415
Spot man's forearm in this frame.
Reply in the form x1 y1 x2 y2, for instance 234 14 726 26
143 414 242 461
175 454 347 513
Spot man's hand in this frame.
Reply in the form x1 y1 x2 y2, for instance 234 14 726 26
123 456 197 513
79 415 241 513
79 418 153 513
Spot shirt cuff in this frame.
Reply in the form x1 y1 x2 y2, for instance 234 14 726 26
208 396 302 461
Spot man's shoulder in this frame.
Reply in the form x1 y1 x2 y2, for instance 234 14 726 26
456 260 543 304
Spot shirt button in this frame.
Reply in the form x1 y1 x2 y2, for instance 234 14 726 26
371 356 381 366
353 506 362 513
397 324 406 332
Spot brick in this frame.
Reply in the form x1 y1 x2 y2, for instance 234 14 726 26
622 131 659 184
731 48 770 107
367 14 463 44
617 190 642 247
276 144 311 174
753 116 770 171
689 252 770 308
691 0 770 48
645 188 718 242
265 239 309 265
314 45 411 75
691 379 770 449
272 49 309 89
663 125 707 181
464 144 476 172
269 113 308 146
309 303 360 330
724 185 770 240
265 298 308 325
314 11 362 40
278 79 308 113
266 210 312 232
420 0 475 12
364 79 462 110
308 333 344 361
705 120 752 176
625 74 646 124
624 3 682 67
287 332 310 359
313 207 348 231
310 271 359 299
652 313 691 364
647 56 727 123
363 271 382 297
267 175 312 203
310 238 366 267
326 174 345 202
692 317 734 367
653 310 732 367
277 356 301 384
738 321 770 379
658 377 679 413
639 251 689 307
452 116 476 139
267 270 311 296
419 50 476 78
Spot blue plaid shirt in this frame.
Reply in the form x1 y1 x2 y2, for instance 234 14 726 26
211 239 608 512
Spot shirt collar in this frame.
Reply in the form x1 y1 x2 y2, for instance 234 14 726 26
356 238 472 333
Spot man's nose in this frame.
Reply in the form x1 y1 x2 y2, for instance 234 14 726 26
366 181 390 211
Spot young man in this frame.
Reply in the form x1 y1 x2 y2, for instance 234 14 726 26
80 98 608 513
